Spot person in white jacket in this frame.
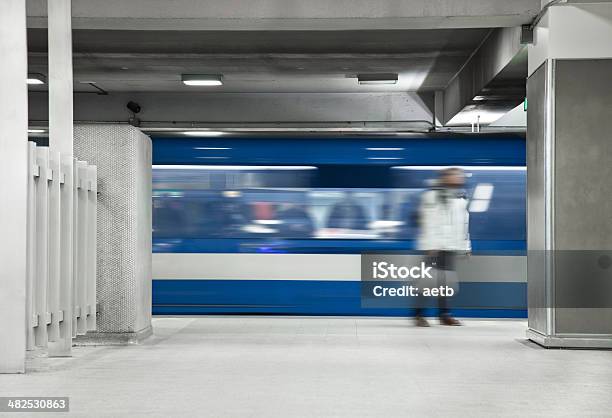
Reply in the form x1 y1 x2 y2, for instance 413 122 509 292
415 167 471 327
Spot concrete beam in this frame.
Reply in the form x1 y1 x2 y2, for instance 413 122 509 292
26 0 540 30
529 2 612 77
441 27 527 125
28 91 435 128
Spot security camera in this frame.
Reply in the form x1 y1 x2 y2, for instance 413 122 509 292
126 101 141 114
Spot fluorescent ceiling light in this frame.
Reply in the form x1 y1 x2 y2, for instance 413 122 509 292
154 165 317 171
28 129 45 133
446 109 507 126
181 74 223 86
357 73 398 85
368 157 403 160
183 131 225 137
27 73 46 85
366 147 404 151
195 147 231 150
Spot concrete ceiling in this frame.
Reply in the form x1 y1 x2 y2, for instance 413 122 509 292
28 28 491 94
26 0 540 30
26 0 534 128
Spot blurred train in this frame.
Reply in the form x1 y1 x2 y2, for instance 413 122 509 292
152 134 527 317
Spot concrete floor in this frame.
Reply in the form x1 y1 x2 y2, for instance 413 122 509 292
1 317 612 418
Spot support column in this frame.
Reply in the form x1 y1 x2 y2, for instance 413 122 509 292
47 0 74 357
0 0 28 373
526 2 612 348
48 0 73 156
74 124 152 344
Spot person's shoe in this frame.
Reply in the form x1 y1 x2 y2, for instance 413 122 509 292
439 316 462 326
415 317 430 327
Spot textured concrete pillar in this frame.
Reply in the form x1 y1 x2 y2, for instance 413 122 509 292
74 124 152 343
0 0 28 373
526 3 612 348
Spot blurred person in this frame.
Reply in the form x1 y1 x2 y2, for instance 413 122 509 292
415 167 471 327
326 191 369 230
214 191 251 237
277 203 315 238
252 201 274 221
153 199 186 238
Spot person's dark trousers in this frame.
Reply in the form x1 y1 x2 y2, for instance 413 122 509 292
415 251 456 318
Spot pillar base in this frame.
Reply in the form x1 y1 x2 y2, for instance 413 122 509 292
74 326 153 346
527 329 612 349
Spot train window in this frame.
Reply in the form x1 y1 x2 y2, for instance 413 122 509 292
152 165 525 254
469 183 494 212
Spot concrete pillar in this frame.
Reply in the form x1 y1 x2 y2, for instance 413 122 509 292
47 0 75 358
526 2 612 348
74 124 152 344
48 0 73 156
0 0 28 373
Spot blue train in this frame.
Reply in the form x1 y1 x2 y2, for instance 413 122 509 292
152 134 527 317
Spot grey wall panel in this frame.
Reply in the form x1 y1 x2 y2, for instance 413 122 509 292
74 124 152 334
554 60 612 251
553 59 612 335
526 62 548 334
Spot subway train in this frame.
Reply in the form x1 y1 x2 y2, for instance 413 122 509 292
152 134 527 318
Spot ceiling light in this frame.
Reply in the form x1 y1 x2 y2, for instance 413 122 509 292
28 129 45 133
366 147 404 151
357 73 398 85
181 74 223 86
183 131 225 137
27 73 46 85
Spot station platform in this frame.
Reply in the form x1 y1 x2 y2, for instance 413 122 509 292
2 317 611 417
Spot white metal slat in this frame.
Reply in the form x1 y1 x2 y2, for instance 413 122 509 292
25 150 97 354
75 161 89 335
47 152 61 343
33 147 50 347
72 158 79 338
86 165 97 331
25 142 37 350
48 154 75 356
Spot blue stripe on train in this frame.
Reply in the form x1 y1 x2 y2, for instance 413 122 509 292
152 280 527 318
153 239 527 254
152 136 526 166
